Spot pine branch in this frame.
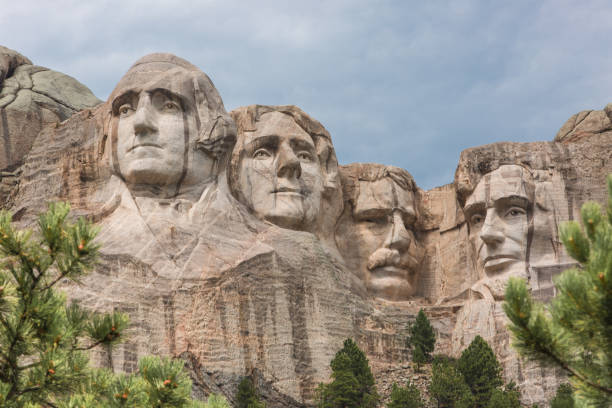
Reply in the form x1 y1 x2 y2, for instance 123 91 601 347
545 349 612 394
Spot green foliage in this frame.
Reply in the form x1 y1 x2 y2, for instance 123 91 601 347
0 203 117 406
484 382 520 408
203 393 230 408
428 356 474 408
316 338 380 408
503 175 612 407
550 384 574 408
236 376 265 408
485 386 520 408
139 356 200 407
406 309 436 371
387 381 424 408
457 336 503 408
0 203 205 407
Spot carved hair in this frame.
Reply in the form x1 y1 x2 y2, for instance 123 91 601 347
339 162 417 207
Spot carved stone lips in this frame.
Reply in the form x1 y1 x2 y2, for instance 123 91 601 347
128 143 161 152
273 187 304 196
371 265 408 279
483 254 517 270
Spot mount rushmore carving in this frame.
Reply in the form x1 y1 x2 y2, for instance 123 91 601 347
1 47 611 406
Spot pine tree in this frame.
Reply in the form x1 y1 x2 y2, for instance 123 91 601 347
428 356 474 408
0 203 206 407
485 382 520 408
503 175 612 407
236 376 265 408
550 384 574 408
457 336 503 408
406 309 436 371
387 381 424 408
316 338 380 408
0 203 127 406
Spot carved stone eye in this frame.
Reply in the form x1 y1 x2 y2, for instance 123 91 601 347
297 151 313 162
162 101 179 112
253 149 272 159
118 104 133 117
506 208 526 217
470 214 484 225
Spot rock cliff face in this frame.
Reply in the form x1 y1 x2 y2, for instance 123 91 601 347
1 49 610 407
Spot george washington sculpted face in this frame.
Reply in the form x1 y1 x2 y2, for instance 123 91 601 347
113 87 200 189
108 54 235 199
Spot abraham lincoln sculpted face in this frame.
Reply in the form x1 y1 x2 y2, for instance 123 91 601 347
463 165 534 298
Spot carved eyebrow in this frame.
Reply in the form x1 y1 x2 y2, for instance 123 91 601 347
290 137 316 152
463 201 486 218
111 90 138 115
247 134 279 151
353 207 392 220
150 88 186 109
494 195 530 209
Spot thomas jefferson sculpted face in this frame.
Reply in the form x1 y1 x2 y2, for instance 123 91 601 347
235 111 324 230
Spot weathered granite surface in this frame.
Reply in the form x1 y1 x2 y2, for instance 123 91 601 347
0 46 101 173
2 48 611 407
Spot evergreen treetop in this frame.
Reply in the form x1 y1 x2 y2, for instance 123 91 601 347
406 309 436 370
428 356 474 408
316 338 380 408
387 381 424 408
457 335 503 408
235 376 264 408
485 383 520 408
504 175 612 407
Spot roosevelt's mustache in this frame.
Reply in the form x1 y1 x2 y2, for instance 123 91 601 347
367 248 402 270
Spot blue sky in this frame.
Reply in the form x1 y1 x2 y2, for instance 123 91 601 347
2 0 612 189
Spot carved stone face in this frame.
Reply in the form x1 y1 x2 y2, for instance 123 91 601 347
464 165 533 283
236 111 324 230
114 88 193 188
337 177 424 300
109 54 230 198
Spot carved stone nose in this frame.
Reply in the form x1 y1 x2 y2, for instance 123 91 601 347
384 211 411 251
480 210 504 246
132 96 157 136
276 144 301 179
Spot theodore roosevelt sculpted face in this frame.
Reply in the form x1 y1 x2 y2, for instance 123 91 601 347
336 164 425 301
